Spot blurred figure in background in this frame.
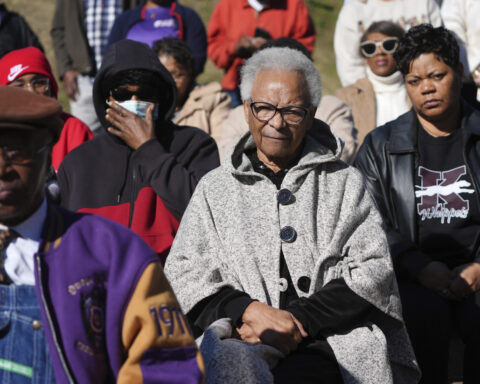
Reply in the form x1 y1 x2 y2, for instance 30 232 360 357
51 0 142 135
0 47 93 172
153 38 231 143
207 0 315 107
355 25 480 384
442 0 480 104
219 38 357 163
336 21 408 148
0 3 43 57
334 0 442 87
108 0 207 76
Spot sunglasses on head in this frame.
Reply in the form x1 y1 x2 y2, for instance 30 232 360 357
360 37 399 57
109 87 158 102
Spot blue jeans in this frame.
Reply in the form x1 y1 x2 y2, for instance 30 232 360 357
0 285 55 383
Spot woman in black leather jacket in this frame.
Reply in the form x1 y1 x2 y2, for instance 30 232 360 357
355 24 480 384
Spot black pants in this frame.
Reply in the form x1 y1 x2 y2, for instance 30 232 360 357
272 339 343 384
399 281 480 384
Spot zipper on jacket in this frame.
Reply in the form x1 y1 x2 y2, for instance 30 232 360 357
464 138 480 214
127 166 137 228
463 138 480 255
36 255 76 383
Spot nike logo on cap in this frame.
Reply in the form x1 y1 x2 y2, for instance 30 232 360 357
7 64 30 82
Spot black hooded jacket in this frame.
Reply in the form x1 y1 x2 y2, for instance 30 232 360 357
0 4 44 57
58 40 220 262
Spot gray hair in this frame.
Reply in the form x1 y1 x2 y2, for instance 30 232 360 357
240 47 322 106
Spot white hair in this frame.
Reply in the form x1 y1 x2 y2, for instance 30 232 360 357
239 47 322 106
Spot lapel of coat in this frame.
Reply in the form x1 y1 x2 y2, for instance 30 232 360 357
387 111 417 241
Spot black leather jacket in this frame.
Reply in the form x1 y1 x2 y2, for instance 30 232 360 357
354 102 480 280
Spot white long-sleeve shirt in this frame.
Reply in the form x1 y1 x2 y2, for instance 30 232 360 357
442 0 480 74
334 0 443 86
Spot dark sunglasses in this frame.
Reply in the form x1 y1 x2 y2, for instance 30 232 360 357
109 87 158 102
360 37 399 57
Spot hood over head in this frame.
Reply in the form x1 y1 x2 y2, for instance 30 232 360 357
93 39 177 133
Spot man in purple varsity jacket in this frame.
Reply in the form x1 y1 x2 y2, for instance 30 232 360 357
0 86 203 383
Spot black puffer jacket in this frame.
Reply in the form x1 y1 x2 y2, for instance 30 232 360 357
354 102 480 279
0 4 44 57
58 40 220 262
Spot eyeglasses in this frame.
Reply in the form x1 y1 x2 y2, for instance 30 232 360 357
9 78 50 93
249 101 309 125
0 144 49 165
110 87 158 102
360 37 399 57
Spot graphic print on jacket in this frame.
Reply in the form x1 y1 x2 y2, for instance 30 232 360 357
57 40 220 263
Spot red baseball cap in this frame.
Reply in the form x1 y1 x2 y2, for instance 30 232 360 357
0 47 59 98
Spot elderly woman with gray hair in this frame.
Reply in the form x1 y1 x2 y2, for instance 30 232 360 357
165 47 419 383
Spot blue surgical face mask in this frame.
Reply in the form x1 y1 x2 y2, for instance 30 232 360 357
112 100 159 120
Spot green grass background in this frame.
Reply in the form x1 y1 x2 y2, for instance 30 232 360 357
4 0 342 111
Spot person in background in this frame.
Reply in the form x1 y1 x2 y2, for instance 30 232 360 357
334 0 442 87
57 40 219 264
207 0 315 107
442 0 480 104
0 3 43 58
51 0 142 135
108 0 207 77
0 86 203 383
165 46 419 383
219 37 358 163
153 38 231 144
335 21 408 148
355 25 480 384
0 47 93 172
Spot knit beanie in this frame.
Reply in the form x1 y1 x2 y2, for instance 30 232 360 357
0 47 59 98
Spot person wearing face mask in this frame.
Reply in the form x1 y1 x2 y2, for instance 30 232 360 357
57 39 220 263
336 21 409 148
0 47 93 172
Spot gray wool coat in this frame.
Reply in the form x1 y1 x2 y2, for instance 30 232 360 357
165 119 420 383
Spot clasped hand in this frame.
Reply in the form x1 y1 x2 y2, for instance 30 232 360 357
236 301 308 355
105 101 155 150
418 261 480 300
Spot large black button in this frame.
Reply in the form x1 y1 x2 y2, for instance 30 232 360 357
297 276 311 293
280 226 297 243
277 189 294 205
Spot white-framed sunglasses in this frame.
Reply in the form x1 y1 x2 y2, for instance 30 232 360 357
360 37 399 57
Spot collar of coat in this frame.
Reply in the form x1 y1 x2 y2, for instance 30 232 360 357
224 118 343 178
386 100 480 154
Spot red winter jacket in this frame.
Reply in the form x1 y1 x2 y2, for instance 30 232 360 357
207 0 315 91
53 113 93 171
